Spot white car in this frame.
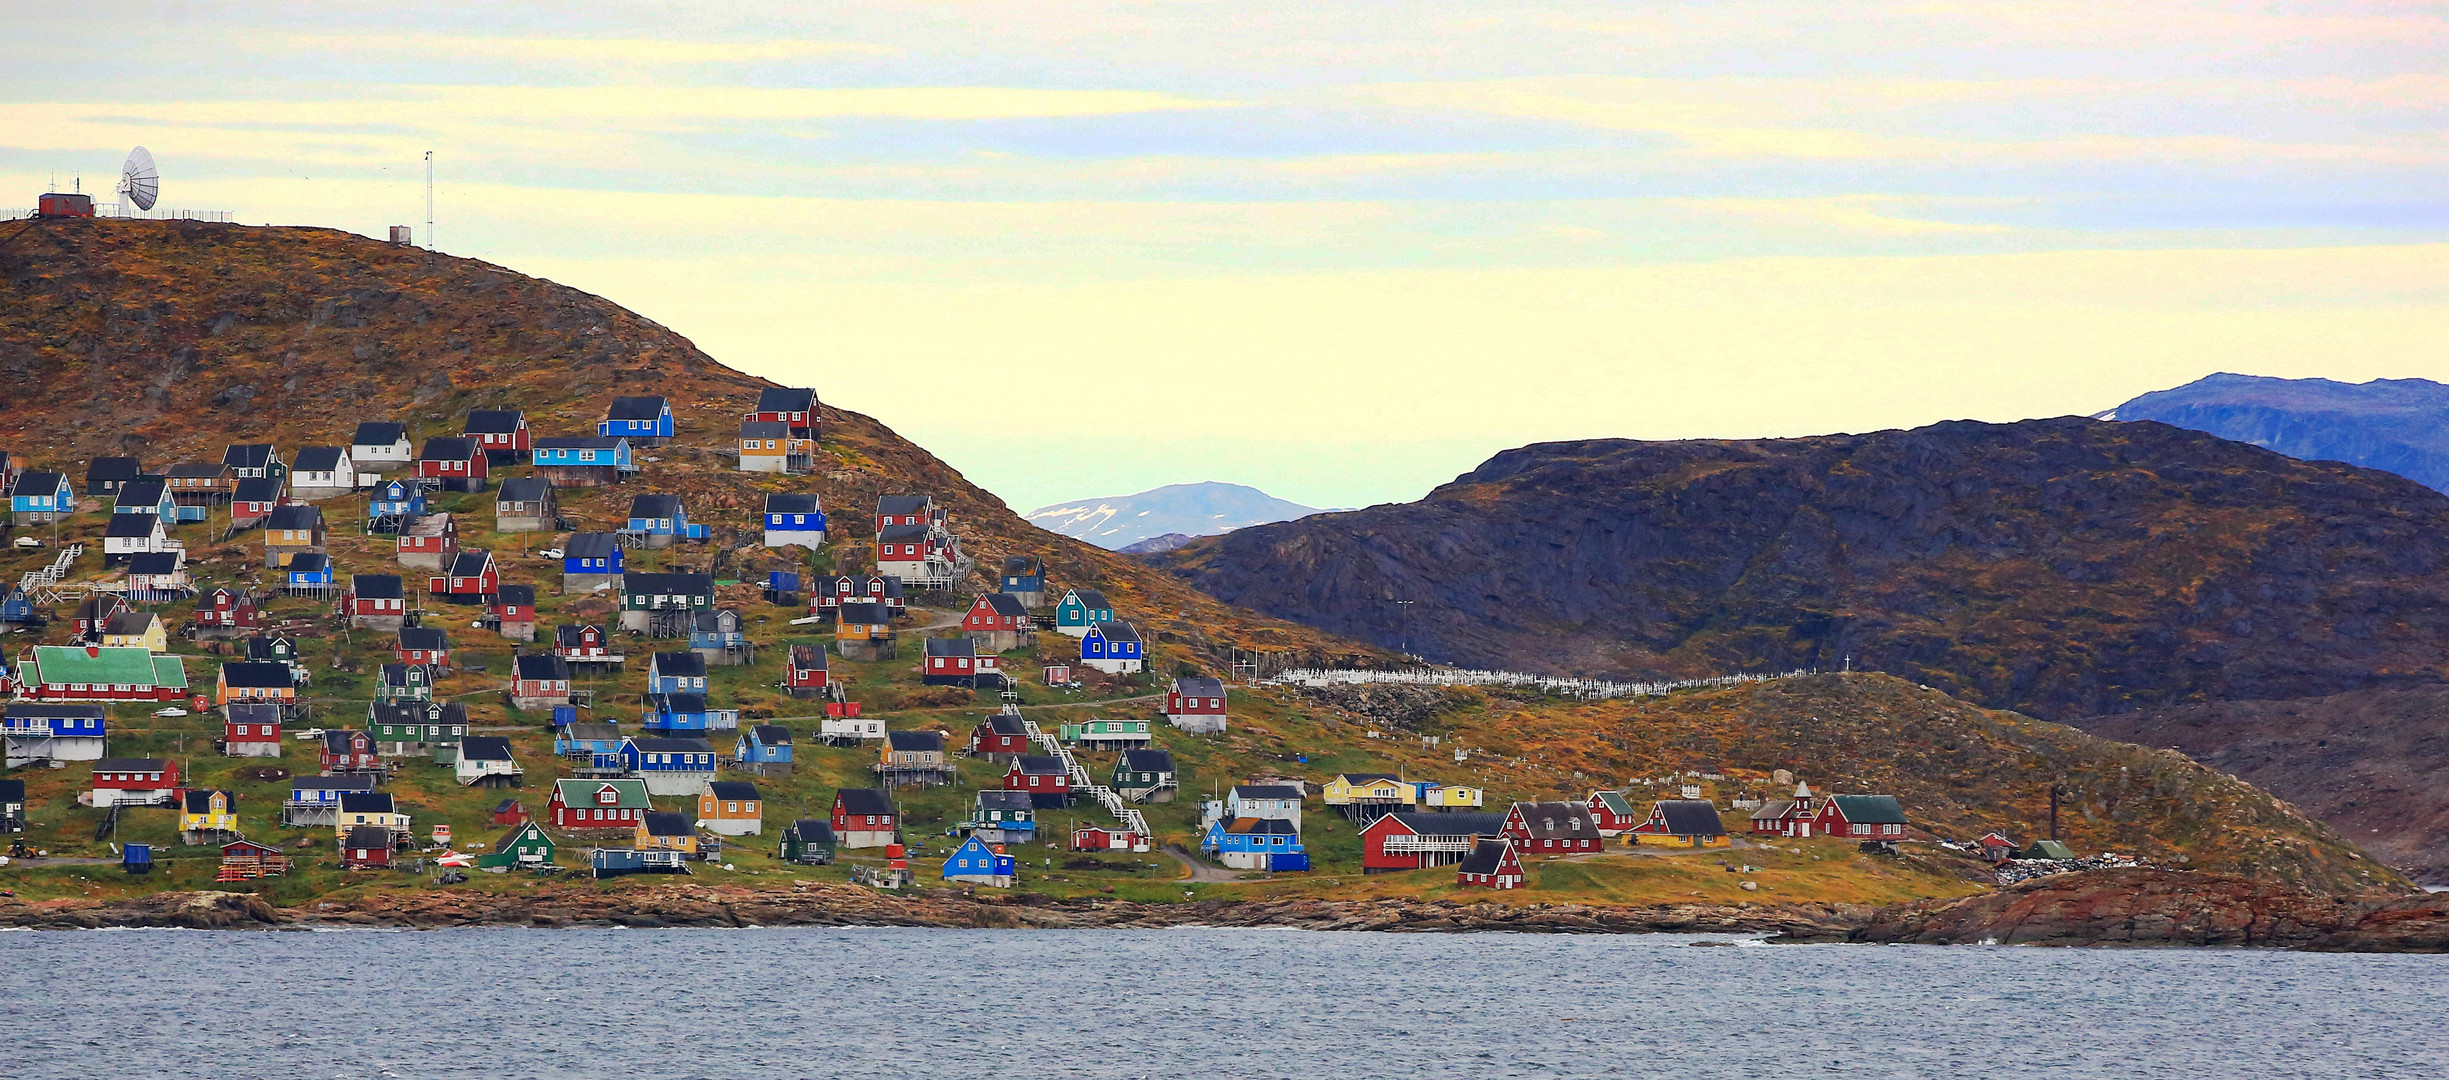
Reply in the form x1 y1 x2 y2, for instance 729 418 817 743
536 548 563 559
11 536 41 549
294 727 326 740
151 707 188 718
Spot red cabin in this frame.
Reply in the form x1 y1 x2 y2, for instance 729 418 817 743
491 585 536 638
1003 756 1072 803
961 594 1030 634
1501 801 1604 855
193 587 262 631
224 706 283 753
1749 784 1818 836
492 799 529 826
783 644 830 696
341 826 395 869
1360 810 1510 873
91 758 181 805
463 409 531 460
969 713 1030 758
320 730 380 773
1586 790 1641 837
1456 837 1525 889
547 780 648 830
37 192 95 218
1810 794 1909 841
428 550 500 603
397 515 460 564
395 626 451 668
1165 677 1226 724
415 437 489 483
554 623 618 663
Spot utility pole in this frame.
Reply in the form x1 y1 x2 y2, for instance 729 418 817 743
424 151 435 264
1393 599 1415 656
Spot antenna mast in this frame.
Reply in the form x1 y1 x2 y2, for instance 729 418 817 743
424 150 435 258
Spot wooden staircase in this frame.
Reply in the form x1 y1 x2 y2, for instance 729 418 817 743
1010 707 1149 837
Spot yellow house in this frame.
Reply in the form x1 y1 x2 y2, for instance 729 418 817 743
637 811 700 855
1322 773 1415 807
1422 784 1485 809
101 611 169 653
697 780 764 837
180 789 239 836
333 793 411 838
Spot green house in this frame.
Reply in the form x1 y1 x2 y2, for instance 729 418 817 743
476 820 557 869
1112 748 1177 803
1052 588 1113 638
1058 716 1151 748
26 645 186 698
370 701 469 758
778 818 836 865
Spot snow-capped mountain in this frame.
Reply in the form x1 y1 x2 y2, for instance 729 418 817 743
1026 482 1324 549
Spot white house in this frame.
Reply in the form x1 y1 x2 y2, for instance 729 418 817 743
289 446 357 499
454 736 524 787
350 421 413 480
1226 783 1304 832
102 512 177 566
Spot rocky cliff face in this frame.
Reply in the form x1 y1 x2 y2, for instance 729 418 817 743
1831 868 2449 950
1167 418 2449 720
2112 373 2449 492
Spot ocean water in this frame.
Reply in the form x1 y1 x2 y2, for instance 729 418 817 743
4 928 2445 1079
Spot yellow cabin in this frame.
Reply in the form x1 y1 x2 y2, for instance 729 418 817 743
1422 784 1484 809
1322 773 1415 807
101 612 169 654
637 811 700 854
181 789 239 835
333 796 410 838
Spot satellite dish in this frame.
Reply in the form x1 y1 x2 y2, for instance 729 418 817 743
118 147 158 212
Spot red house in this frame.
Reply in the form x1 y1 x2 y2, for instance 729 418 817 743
347 574 408 629
223 703 283 757
962 593 1030 634
547 779 649 829
554 623 620 664
464 409 531 463
810 574 905 615
1749 783 1818 836
1810 794 1909 843
415 436 489 490
320 730 380 773
1501 801 1604 855
1456 837 1525 889
1361 810 1511 873
428 550 500 603
751 387 818 436
193 587 262 634
1165 677 1226 730
969 712 1030 759
873 494 936 532
396 513 459 567
782 644 830 697
341 825 396 869
91 758 181 807
1587 790 1641 837
491 584 537 641
491 799 528 826
1003 755 1072 807
396 626 451 668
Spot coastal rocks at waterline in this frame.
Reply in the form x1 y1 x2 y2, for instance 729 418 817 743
1822 868 2449 951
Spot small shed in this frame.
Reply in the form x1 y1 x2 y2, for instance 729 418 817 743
779 819 837 865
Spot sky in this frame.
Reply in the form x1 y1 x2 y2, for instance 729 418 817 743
5 1 2448 513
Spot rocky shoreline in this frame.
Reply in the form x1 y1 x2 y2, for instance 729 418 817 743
7 870 2445 950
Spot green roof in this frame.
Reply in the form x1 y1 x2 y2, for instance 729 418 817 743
31 646 183 688
553 777 650 810
1828 794 1907 825
2021 839 2077 860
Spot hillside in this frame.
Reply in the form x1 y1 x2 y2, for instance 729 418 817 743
0 217 1369 666
2111 373 2449 492
1164 418 2449 721
1026 481 1323 549
2073 686 2449 886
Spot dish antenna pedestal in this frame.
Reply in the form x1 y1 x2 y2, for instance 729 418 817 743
117 147 159 215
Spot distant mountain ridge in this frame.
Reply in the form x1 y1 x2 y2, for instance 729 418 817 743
1027 481 1324 549
2109 373 2449 492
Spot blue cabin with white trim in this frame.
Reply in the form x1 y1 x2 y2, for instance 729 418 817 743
9 471 73 521
599 396 674 441
1054 588 1114 637
1079 621 1144 674
367 479 425 531
613 736 719 796
113 478 176 520
646 651 708 695
734 724 794 767
642 693 737 735
941 834 1016 887
554 722 623 758
1201 816 1308 871
285 553 335 591
532 436 635 472
561 533 624 580
626 493 705 541
762 493 826 549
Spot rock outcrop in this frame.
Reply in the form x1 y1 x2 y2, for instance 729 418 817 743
1822 868 2449 950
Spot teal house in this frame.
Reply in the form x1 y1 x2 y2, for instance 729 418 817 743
1053 588 1113 639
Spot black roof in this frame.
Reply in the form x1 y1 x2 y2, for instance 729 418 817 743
876 523 931 543
707 780 759 801
1457 838 1515 876
1002 555 1040 574
222 444 275 468
738 420 789 439
233 476 284 502
265 504 322 531
86 457 142 482
555 624 603 646
225 702 282 724
834 788 894 816
116 476 168 505
1174 676 1225 697
165 462 229 479
607 396 668 420
1094 621 1141 643
981 714 1025 735
1012 754 1065 776
496 584 535 605
652 651 706 677
0 778 23 802
786 819 835 842
338 792 395 813
630 737 714 753
352 574 404 599
625 572 713 596
292 446 345 472
562 722 620 742
459 736 514 762
1119 748 1174 773
12 470 63 494
924 637 976 658
1232 784 1304 801
444 550 493 577
836 601 894 624
887 730 944 753
764 493 820 514
104 513 162 538
655 693 710 714
876 495 931 515
1511 801 1603 840
345 826 395 849
1649 800 1728 837
287 552 330 573
756 387 816 413
377 664 420 686
1224 817 1299 836
496 477 552 502
565 532 618 559
976 790 1032 812
398 626 450 651
1069 587 1109 608
291 774 377 792
219 661 292 689
370 700 466 725
465 409 525 434
126 551 182 576
4 704 103 721
629 493 682 518
978 593 1029 618
752 724 792 744
641 811 693 837
534 435 627 450
182 789 222 813
94 757 170 771
352 422 407 445
419 436 479 461
516 653 570 680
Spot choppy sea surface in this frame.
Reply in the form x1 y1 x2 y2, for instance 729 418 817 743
4 927 2445 1079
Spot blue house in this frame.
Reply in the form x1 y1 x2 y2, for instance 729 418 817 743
113 477 176 520
689 609 748 663
0 587 42 626
999 556 1046 600
625 493 705 544
762 493 826 549
562 532 624 585
941 834 1016 887
285 553 335 591
646 651 708 695
532 436 636 487
614 736 719 796
598 396 674 442
1054 588 1114 638
554 721 623 758
367 479 425 532
733 724 794 772
1079 621 1145 674
2 704 107 765
1201 817 1308 872
643 693 737 735
9 471 73 523
282 773 377 825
